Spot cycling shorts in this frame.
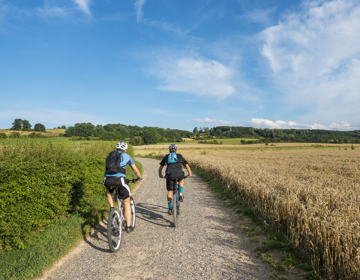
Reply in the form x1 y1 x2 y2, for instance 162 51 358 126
103 176 131 199
165 171 184 191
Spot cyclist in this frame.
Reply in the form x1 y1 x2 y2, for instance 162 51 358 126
103 141 142 233
158 144 192 215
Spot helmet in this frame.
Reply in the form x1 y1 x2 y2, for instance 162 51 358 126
116 141 128 151
169 144 177 152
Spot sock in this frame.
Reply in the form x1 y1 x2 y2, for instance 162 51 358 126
180 186 183 193
168 202 172 210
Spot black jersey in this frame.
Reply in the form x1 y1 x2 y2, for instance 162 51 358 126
160 153 188 174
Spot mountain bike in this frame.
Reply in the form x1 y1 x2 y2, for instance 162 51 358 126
107 178 140 252
169 175 188 227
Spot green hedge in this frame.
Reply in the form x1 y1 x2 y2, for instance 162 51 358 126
0 139 136 250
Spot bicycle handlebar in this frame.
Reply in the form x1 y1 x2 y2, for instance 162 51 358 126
128 178 143 183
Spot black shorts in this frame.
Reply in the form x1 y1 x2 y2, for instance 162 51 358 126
165 171 184 191
103 176 131 200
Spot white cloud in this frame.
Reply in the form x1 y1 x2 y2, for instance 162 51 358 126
249 118 354 130
135 0 146 23
154 57 236 99
238 7 276 24
260 0 360 123
35 6 69 18
73 0 91 15
193 117 235 126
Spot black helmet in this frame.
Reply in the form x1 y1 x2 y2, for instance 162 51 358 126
169 144 177 152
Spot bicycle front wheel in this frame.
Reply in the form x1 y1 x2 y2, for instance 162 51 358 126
107 208 123 252
130 196 136 228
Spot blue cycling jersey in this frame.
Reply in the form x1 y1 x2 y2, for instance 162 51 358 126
105 151 135 177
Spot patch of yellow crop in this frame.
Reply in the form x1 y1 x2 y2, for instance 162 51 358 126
177 149 360 278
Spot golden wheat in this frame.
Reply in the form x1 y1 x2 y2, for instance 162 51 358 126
146 149 360 278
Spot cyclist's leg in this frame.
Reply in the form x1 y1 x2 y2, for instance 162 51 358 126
104 177 116 208
106 189 115 207
123 197 131 226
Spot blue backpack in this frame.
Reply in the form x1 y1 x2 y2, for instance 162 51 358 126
167 152 177 164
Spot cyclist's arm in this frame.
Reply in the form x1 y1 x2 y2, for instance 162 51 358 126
158 165 165 178
185 164 192 177
130 164 142 180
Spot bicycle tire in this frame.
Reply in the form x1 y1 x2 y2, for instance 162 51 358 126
173 191 177 227
130 197 136 228
107 208 123 252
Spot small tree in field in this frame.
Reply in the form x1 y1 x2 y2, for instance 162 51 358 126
11 119 22 130
22 120 32 131
34 123 46 132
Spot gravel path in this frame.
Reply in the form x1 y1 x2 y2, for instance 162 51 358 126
40 157 271 280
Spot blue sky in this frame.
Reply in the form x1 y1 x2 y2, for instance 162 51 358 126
1 0 360 131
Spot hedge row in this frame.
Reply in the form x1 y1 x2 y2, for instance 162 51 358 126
0 139 134 250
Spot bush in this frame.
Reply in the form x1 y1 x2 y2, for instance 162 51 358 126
0 133 7 139
10 132 20 138
0 139 121 250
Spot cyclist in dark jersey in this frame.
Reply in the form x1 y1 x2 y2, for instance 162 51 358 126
103 141 142 232
158 144 192 215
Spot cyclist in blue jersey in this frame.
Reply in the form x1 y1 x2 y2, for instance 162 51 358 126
158 144 192 215
103 141 142 232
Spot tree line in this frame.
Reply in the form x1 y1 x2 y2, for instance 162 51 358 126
65 123 192 144
193 126 360 144
10 119 47 132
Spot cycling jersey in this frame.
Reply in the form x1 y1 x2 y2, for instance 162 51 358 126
160 153 188 174
105 151 135 178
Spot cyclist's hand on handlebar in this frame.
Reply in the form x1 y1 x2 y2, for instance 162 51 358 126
137 177 143 181
159 174 165 179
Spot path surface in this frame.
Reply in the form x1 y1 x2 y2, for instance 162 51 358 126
41 158 271 280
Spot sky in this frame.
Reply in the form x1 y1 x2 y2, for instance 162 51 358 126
1 0 360 131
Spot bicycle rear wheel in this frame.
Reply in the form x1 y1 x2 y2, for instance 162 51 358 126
130 197 136 228
172 192 177 227
107 208 123 252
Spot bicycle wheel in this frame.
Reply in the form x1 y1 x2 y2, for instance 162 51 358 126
107 208 123 252
130 197 136 228
172 191 177 227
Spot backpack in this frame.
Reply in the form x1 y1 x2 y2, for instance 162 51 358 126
105 151 126 175
167 152 178 164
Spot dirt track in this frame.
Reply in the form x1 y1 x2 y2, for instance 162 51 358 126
40 157 271 280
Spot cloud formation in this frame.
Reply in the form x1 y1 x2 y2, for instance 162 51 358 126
260 0 360 124
155 58 236 99
135 0 146 22
249 118 354 130
193 117 234 126
73 0 91 15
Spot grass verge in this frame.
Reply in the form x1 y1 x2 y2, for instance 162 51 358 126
0 160 143 280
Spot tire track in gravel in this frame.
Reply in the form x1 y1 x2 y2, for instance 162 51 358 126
40 157 271 280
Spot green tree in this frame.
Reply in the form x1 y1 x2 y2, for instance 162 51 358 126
193 127 198 134
11 119 22 130
61 125 66 129
142 130 157 144
22 120 32 131
34 123 46 132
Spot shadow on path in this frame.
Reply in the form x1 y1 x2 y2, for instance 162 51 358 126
136 203 171 227
82 222 112 253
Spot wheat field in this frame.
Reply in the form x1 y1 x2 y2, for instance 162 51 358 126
138 148 360 278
